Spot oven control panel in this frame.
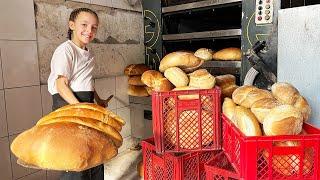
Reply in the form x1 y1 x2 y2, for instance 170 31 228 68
255 0 273 24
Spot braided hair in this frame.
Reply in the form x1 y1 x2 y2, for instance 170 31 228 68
67 8 99 40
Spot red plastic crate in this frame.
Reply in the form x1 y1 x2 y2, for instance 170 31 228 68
152 88 221 153
205 151 240 180
222 114 320 179
141 137 220 180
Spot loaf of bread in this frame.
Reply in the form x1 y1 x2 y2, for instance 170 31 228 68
263 105 303 136
145 86 153 96
164 67 189 87
137 160 144 177
232 86 274 108
124 64 150 76
55 103 125 126
189 69 215 89
36 116 123 147
194 48 214 61
127 85 149 97
141 70 164 87
159 52 202 72
152 78 174 92
271 82 311 121
212 47 241 61
39 108 122 132
172 86 200 100
11 122 118 172
164 110 213 149
233 106 262 136
251 98 281 123
215 74 238 98
181 59 204 73
222 98 237 124
128 76 144 86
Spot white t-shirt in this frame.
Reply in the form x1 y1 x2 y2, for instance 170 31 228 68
48 40 94 95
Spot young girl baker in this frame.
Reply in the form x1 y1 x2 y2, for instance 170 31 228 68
48 8 107 180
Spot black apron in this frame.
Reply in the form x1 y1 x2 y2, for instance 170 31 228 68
52 91 104 180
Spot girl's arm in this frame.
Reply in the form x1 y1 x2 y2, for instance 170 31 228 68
56 75 79 104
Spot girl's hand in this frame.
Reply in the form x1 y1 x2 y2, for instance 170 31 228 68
94 91 113 108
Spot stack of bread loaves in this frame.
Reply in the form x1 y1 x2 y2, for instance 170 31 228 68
11 103 125 172
124 64 150 96
215 74 239 99
222 82 312 175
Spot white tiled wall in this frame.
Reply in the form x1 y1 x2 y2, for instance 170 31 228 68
0 0 36 40
0 53 3 90
69 0 142 12
0 41 40 88
117 106 131 138
0 137 12 180
40 85 52 116
0 90 7 138
5 86 42 136
116 75 129 109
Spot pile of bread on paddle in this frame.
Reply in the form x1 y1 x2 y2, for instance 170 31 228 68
223 82 311 137
10 103 125 172
125 47 241 97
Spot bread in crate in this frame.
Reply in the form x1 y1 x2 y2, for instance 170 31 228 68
221 83 318 179
152 87 221 153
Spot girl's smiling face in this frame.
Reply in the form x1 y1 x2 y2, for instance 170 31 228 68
69 12 99 49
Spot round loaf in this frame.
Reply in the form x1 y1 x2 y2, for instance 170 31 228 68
152 78 174 92
189 69 215 89
222 98 237 124
263 105 303 136
141 70 164 87
212 47 241 61
164 110 213 149
271 82 311 121
232 85 258 105
293 96 311 122
215 74 236 89
194 48 214 61
233 106 262 136
251 98 281 123
128 76 144 86
241 89 274 108
127 85 149 97
164 67 189 87
145 86 153 96
221 85 238 98
54 103 125 126
11 122 118 172
36 116 123 147
215 74 238 98
124 64 150 76
271 82 300 105
159 52 202 72
181 59 204 73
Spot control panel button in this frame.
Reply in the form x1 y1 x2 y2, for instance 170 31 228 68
265 15 270 20
258 11 262 15
259 0 263 4
258 16 262 21
258 6 263 10
266 0 271 3
265 10 270 14
266 4 271 9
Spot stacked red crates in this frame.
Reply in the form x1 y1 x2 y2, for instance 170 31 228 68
204 115 320 180
141 88 222 180
142 138 220 180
